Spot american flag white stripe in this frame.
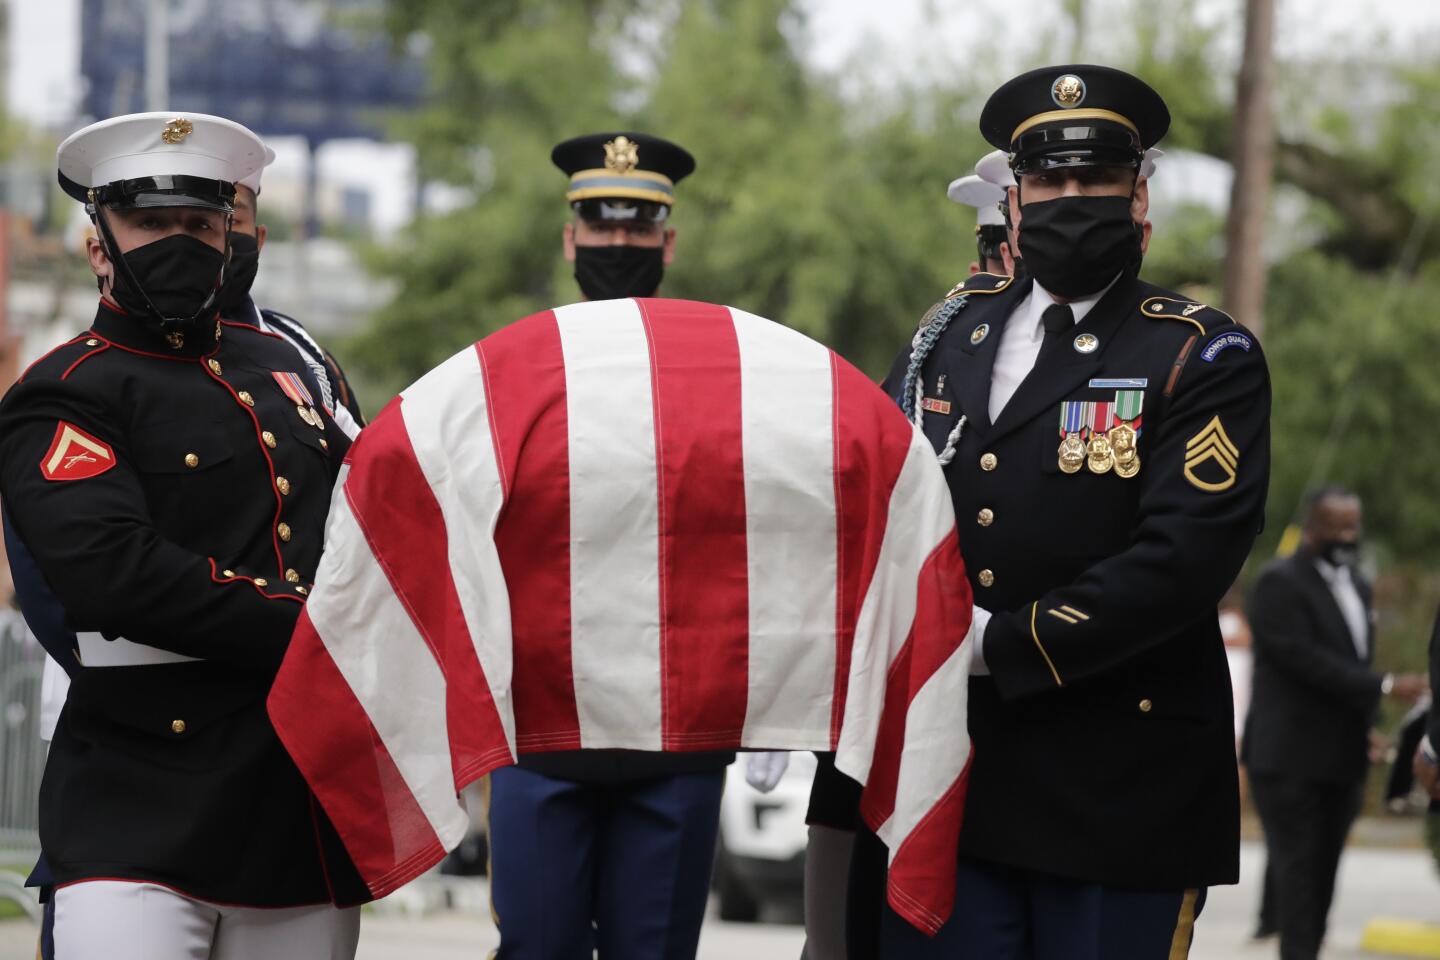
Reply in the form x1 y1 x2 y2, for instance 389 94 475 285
731 307 839 748
554 301 665 749
399 348 516 752
835 430 956 787
308 490 470 850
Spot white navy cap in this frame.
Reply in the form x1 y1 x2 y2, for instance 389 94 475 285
238 143 277 194
946 174 1007 227
975 149 1016 189
57 112 268 212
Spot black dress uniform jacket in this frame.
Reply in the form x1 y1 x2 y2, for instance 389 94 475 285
1242 548 1379 784
0 301 367 906
886 268 1270 890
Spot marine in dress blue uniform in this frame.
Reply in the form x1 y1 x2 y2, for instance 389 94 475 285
482 132 732 960
847 65 1272 959
0 113 367 960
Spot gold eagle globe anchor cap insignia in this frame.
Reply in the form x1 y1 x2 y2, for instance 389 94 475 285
161 118 194 144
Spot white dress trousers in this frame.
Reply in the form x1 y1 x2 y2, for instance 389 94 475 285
52 880 360 960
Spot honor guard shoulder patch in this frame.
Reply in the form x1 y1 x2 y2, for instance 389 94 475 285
40 421 116 481
1201 331 1253 362
1183 415 1239 492
1140 297 1234 336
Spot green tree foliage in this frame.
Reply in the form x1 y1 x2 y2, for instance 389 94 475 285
352 0 989 396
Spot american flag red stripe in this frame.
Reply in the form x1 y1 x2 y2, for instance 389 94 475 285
269 298 975 933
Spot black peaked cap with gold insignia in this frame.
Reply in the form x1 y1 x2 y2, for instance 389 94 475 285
551 132 696 223
980 64 1170 176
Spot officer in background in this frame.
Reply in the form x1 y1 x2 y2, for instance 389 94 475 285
856 65 1272 958
0 113 364 959
482 131 732 960
946 171 1009 277
220 147 367 438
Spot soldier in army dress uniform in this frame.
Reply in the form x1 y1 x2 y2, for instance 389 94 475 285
0 113 365 959
850 64 1272 959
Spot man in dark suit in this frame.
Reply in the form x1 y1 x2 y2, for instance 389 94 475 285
1243 485 1426 960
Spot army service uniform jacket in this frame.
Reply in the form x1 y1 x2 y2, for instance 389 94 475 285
0 302 366 906
885 270 1270 890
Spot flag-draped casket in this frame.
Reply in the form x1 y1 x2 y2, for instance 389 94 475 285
268 298 974 934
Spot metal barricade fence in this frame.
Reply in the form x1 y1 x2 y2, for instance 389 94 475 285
0 607 44 908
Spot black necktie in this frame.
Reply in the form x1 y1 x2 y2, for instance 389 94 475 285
1036 303 1075 367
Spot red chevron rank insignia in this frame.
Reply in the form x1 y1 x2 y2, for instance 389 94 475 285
40 422 116 482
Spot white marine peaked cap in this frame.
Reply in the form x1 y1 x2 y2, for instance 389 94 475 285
238 143 277 194
946 174 1007 226
57 112 267 208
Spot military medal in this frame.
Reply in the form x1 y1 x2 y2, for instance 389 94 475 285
1087 400 1116 474
1057 401 1086 474
272 372 326 431
1109 389 1144 479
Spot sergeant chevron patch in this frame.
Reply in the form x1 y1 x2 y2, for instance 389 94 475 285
1184 416 1239 492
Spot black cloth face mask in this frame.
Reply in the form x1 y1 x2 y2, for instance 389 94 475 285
573 244 665 300
109 233 227 326
1017 194 1142 300
216 231 260 318
1316 539 1360 569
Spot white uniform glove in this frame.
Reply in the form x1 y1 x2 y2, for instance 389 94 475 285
744 751 791 793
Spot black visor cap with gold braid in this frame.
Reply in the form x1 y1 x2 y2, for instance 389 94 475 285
552 132 696 224
980 64 1170 177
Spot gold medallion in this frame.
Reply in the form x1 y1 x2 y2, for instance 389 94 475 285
1107 423 1138 463
1058 433 1086 474
1051 74 1086 108
161 118 194 144
297 404 315 427
1086 434 1114 474
603 135 639 174
309 406 325 431
1115 456 1141 479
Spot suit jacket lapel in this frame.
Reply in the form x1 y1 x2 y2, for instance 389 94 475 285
986 274 1144 444
949 277 1032 435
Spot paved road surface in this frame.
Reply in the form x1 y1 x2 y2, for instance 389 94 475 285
4 840 1439 958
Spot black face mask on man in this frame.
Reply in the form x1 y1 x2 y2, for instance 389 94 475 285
1017 194 1142 300
1316 539 1361 569
573 244 665 301
107 233 227 326
215 231 260 317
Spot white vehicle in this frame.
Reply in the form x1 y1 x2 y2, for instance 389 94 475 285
713 751 816 921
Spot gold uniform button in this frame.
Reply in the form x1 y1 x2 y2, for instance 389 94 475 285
262 431 277 449
278 523 292 542
319 438 329 450
184 453 200 468
1139 699 1153 713
238 391 255 406
980 453 998 471
286 569 301 583
978 569 995 588
207 359 222 375
254 577 269 587
222 569 235 578
276 477 291 495
296 586 309 597
171 719 186 734
977 508 995 527
85 338 100 347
